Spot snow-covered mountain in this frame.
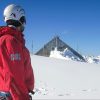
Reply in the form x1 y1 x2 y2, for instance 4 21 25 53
84 56 100 63
50 47 80 61
49 47 100 63
31 55 100 99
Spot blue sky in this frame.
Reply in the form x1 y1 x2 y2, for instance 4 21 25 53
0 0 100 56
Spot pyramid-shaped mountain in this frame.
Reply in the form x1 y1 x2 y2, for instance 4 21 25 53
35 36 85 61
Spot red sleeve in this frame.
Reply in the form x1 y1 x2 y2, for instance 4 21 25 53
24 48 35 91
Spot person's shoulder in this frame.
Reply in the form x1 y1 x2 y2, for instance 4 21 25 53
0 26 6 30
0 35 15 46
0 27 17 47
4 34 17 44
0 31 16 44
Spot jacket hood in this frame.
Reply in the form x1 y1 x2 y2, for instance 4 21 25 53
0 26 25 45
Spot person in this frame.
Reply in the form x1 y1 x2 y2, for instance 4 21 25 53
0 4 34 100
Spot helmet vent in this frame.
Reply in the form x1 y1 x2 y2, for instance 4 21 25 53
11 13 16 18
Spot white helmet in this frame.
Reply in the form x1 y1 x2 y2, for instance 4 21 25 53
4 4 26 25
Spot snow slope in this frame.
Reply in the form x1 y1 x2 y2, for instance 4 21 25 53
31 55 100 99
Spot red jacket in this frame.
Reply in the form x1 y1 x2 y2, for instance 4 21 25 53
0 26 34 100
